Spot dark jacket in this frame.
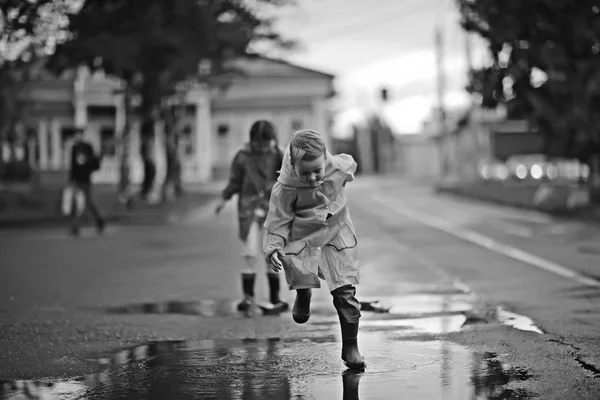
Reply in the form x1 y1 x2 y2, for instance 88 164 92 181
222 143 284 241
70 141 101 184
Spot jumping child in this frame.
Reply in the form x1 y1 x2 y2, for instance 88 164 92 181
263 129 365 370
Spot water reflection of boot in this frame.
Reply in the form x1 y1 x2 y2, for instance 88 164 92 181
342 370 363 400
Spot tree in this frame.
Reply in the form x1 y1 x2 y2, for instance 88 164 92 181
0 0 70 179
50 0 296 201
457 0 600 173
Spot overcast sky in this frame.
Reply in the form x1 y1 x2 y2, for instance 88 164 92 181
273 0 489 135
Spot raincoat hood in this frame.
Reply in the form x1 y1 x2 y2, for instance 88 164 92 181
277 145 355 188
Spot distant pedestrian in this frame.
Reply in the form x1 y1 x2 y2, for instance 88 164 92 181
68 128 105 236
140 136 156 201
216 120 288 316
264 129 366 370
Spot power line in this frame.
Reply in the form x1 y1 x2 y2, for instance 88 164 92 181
297 4 438 45
287 0 412 29
298 2 436 41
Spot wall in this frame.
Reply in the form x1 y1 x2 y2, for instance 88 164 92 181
395 135 442 181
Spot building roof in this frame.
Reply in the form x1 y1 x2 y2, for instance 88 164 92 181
227 55 335 80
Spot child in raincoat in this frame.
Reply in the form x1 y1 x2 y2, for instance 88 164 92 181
263 129 365 370
216 120 287 315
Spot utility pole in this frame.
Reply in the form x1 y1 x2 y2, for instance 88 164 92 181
434 16 448 179
464 29 475 108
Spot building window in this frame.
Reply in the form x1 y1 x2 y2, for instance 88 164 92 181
180 125 194 156
100 127 116 156
61 127 76 145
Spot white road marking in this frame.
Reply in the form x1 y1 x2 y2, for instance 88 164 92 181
492 220 534 238
371 194 600 288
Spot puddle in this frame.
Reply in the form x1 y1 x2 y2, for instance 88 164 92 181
105 292 473 319
325 292 474 320
106 299 238 317
0 335 537 400
497 307 544 334
311 315 469 336
361 314 468 335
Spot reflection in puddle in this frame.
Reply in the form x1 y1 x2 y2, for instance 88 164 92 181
104 286 477 325
105 291 474 319
106 299 237 317
0 335 536 400
360 314 467 335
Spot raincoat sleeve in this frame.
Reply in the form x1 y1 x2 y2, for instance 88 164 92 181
263 182 296 259
221 151 245 201
337 154 358 186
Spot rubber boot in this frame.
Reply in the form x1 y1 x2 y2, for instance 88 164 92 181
237 273 256 316
332 285 365 370
339 320 366 370
267 273 289 311
292 288 312 324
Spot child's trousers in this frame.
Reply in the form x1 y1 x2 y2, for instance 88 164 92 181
240 220 265 274
331 284 361 324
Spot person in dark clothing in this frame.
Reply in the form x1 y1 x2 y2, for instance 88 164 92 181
140 137 156 201
215 120 288 316
69 128 105 236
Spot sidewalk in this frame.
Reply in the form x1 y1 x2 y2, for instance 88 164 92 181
434 179 600 224
0 183 221 230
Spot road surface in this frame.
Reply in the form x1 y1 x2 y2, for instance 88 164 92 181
1 177 599 399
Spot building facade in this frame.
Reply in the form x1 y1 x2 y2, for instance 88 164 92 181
7 57 335 186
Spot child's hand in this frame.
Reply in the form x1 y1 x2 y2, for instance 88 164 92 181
269 249 285 272
215 200 227 215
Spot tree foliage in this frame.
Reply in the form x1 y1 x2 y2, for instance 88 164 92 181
48 0 296 196
50 0 296 118
0 0 70 141
457 0 600 160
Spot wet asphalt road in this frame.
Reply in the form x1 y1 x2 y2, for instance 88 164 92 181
1 178 600 399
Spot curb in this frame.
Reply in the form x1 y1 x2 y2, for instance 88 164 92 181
435 184 600 224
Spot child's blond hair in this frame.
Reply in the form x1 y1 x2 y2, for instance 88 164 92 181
289 129 327 166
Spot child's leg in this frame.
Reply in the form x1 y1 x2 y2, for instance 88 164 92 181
267 272 289 308
331 284 365 369
261 226 288 309
292 288 312 324
238 222 261 312
238 269 256 311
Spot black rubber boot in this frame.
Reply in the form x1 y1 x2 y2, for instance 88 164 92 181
339 320 366 370
332 285 365 370
237 273 256 313
292 288 312 324
267 273 289 311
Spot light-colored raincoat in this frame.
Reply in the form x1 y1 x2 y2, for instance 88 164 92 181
263 147 359 291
